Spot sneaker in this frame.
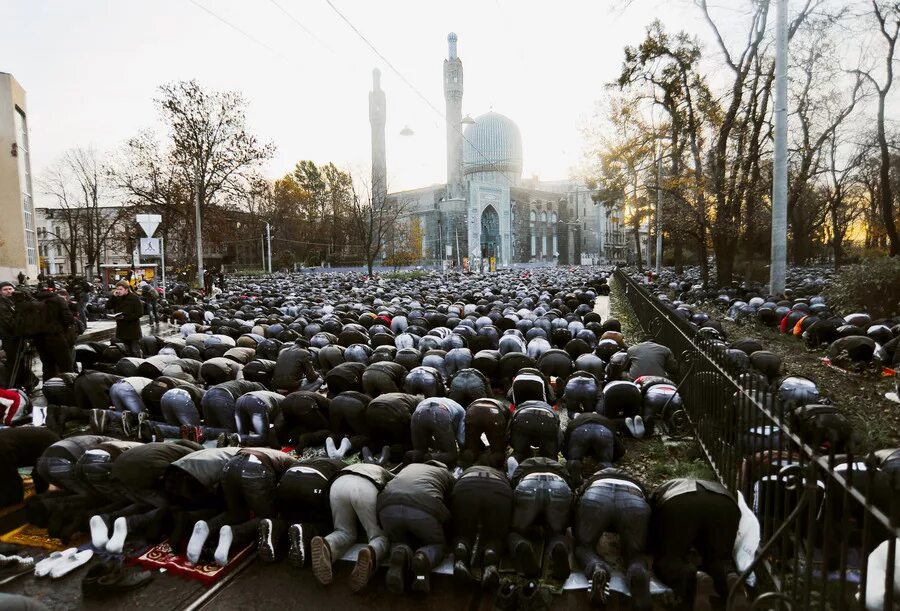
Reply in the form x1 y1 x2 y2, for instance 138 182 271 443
180 424 193 441
361 446 375 464
228 433 241 447
349 545 375 593
482 564 500 589
216 432 228 448
90 409 108 434
453 559 472 583
120 411 136 438
310 536 332 585
287 524 305 568
385 545 410 594
589 567 610 605
410 550 431 594
136 412 150 441
513 539 539 577
257 519 275 563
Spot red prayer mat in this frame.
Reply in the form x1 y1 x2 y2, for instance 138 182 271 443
132 540 253 586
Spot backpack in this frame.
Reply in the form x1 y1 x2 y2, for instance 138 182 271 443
16 299 48 338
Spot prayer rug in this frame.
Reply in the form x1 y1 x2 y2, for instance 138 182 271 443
132 539 254 586
0 524 81 552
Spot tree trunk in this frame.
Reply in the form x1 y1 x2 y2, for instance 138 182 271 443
674 235 684 274
877 94 899 256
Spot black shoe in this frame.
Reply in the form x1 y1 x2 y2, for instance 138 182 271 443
83 563 153 598
385 546 410 594
257 519 275 563
589 567 610 605
453 541 468 562
410 551 431 594
287 524 305 568
548 541 570 580
513 539 539 577
377 445 391 465
495 580 518 610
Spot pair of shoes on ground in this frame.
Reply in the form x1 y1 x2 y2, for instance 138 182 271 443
185 520 233 566
82 558 153 597
361 445 390 465
496 579 553 611
309 535 376 593
89 516 128 554
385 546 431 594
325 437 352 460
119 410 151 441
215 432 242 448
34 548 94 579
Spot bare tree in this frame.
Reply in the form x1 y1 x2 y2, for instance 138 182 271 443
40 158 85 275
823 136 866 266
853 0 900 256
350 177 407 276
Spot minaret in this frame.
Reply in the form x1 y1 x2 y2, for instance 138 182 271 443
369 68 387 207
443 32 464 200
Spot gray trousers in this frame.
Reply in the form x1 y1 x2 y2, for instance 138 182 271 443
324 475 389 567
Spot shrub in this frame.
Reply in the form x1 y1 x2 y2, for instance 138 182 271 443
827 257 900 319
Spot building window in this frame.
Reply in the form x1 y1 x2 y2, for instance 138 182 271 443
553 234 558 255
542 234 547 255
541 211 547 223
529 210 536 222
530 234 536 256
14 108 36 267
550 212 557 224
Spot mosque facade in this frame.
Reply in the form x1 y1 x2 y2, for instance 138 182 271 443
371 33 647 269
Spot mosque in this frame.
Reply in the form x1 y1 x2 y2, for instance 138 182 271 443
370 33 642 269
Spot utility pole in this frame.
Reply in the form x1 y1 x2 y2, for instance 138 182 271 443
656 154 663 275
770 0 789 294
194 172 204 289
266 222 272 274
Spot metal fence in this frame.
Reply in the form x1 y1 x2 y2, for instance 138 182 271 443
614 268 899 610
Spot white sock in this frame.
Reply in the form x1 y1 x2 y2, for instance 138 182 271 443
90 515 109 549
214 526 233 566
325 437 338 459
507 456 518 479
633 416 646 439
186 520 210 565
105 517 127 554
337 437 352 459
625 417 637 437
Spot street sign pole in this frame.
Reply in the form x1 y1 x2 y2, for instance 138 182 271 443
160 236 166 298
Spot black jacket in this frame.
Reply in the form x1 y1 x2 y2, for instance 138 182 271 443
107 292 143 340
34 290 75 337
0 295 19 338
563 412 625 461
649 478 735 507
112 440 201 490
377 461 454 522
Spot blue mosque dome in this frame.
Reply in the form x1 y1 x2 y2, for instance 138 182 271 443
462 111 523 183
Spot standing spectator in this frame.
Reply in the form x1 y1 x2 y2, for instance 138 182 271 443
141 284 159 326
217 267 226 291
93 276 104 296
67 276 91 327
28 285 76 382
106 281 144 358
0 282 29 387
203 269 213 295
17 271 26 286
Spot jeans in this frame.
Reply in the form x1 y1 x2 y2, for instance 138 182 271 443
461 399 508 469
563 376 601 413
36 455 86 495
234 394 275 446
34 335 74 382
575 482 650 580
408 403 458 466
328 392 370 453
509 474 572 559
324 475 388 567
379 504 446 569
565 423 615 476
201 388 238 433
110 381 146 415
208 454 277 546
451 472 513 560
510 410 560 462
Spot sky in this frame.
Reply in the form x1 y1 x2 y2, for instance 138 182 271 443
0 0 851 203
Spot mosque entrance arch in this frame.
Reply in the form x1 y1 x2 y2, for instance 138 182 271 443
480 205 500 260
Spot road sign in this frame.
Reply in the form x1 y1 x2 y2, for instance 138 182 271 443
136 214 162 237
140 237 161 256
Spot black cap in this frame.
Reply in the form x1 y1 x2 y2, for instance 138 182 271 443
0 281 14 290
